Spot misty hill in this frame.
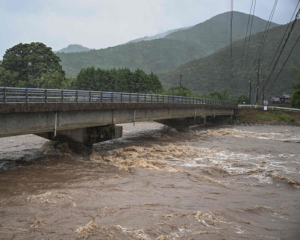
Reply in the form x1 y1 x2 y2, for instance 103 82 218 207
56 44 91 53
164 11 278 55
158 22 300 98
57 11 278 77
127 27 191 44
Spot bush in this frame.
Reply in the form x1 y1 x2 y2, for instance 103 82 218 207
291 89 300 108
278 115 286 122
290 117 296 122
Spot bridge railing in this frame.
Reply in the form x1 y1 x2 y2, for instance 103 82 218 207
0 87 237 108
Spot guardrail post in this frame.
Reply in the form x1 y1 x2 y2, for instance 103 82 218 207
121 92 123 103
137 93 139 103
111 92 113 103
61 90 64 102
3 87 7 103
163 95 164 103
151 94 153 103
101 92 103 102
144 94 147 103
182 96 184 104
45 89 47 102
75 90 78 102
129 92 132 103
89 91 92 102
168 95 169 103
25 88 28 103
157 94 158 103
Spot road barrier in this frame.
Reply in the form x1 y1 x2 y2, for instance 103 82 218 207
0 87 237 108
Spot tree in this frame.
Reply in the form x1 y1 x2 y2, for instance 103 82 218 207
291 68 300 108
292 68 300 90
0 61 19 86
1 42 65 88
166 86 194 96
291 89 300 108
73 67 163 93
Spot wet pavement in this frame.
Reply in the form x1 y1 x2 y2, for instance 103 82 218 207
0 122 299 239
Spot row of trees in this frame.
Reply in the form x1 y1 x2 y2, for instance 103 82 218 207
0 41 279 105
0 42 164 94
73 67 163 93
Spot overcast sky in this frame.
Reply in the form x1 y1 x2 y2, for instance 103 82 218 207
0 0 298 58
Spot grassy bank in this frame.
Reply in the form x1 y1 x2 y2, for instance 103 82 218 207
237 108 300 124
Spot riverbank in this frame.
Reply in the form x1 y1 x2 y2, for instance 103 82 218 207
237 108 300 126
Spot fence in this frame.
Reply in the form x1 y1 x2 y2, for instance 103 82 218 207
0 87 237 108
238 104 300 112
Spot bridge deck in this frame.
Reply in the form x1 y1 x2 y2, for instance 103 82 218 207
0 88 237 138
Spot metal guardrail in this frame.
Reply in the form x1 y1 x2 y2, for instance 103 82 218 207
0 87 237 108
238 104 300 111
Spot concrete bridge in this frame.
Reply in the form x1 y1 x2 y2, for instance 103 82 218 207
0 87 237 152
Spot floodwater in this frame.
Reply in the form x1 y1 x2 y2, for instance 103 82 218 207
0 122 300 239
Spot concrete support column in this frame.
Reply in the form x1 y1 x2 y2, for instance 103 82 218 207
155 117 205 132
36 125 123 154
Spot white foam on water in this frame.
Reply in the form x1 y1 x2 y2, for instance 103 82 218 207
247 174 273 185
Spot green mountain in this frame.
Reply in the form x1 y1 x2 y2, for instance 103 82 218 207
164 11 278 56
56 44 91 53
126 27 191 44
57 11 278 77
158 22 300 98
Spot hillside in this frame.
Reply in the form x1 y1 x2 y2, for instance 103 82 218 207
56 44 91 53
56 11 278 77
127 27 190 44
164 11 278 55
158 22 300 98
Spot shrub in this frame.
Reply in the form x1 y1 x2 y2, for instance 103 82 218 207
291 89 300 108
290 117 296 122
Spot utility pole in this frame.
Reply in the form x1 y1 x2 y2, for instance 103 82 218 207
261 75 265 105
255 59 260 105
248 78 252 104
179 74 182 96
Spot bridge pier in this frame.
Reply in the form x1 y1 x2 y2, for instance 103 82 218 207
155 117 205 132
36 125 123 154
155 115 234 132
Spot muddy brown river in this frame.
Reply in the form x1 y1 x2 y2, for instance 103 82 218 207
0 122 299 239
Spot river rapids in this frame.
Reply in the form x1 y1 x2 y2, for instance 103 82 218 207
0 122 299 239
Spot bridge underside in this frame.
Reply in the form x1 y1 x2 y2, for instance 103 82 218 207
0 102 236 152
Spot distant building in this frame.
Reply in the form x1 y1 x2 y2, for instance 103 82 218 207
268 95 281 103
279 92 291 103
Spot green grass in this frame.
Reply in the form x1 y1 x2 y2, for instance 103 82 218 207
237 108 300 123
254 112 294 122
238 109 298 123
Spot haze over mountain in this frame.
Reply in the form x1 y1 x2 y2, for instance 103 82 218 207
56 44 91 53
158 22 300 98
126 27 191 44
56 11 278 77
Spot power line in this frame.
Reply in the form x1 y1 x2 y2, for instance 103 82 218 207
243 0 277 103
256 0 278 62
244 0 257 67
269 0 300 68
263 7 300 90
230 0 234 59
264 33 300 93
226 0 230 45
241 0 255 68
